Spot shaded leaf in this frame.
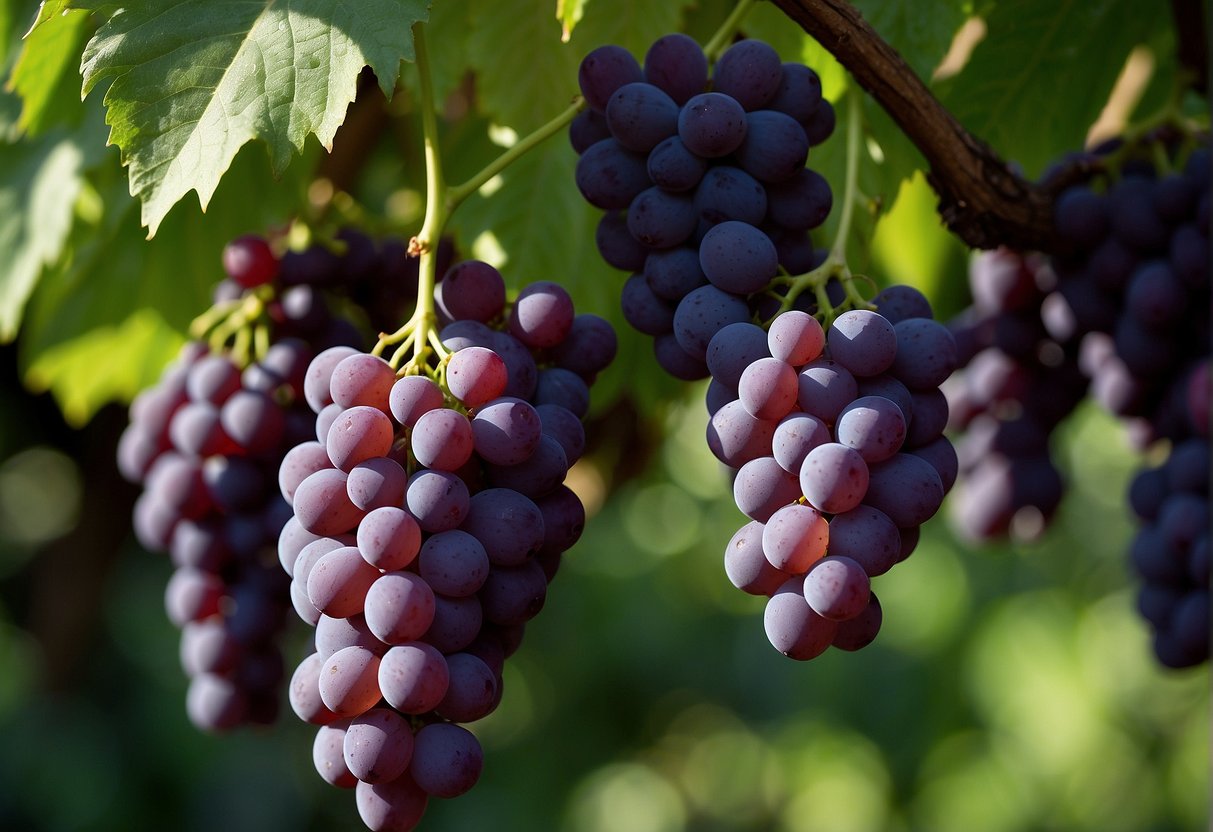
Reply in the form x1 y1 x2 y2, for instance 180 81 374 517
855 0 967 82
566 0 687 58
467 0 577 132
8 5 88 135
24 307 184 426
941 0 1164 177
0 126 85 341
20 138 315 422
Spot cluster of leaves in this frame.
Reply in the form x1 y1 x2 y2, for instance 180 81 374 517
0 0 1181 427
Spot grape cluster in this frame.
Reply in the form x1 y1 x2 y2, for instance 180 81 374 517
116 235 361 731
945 137 1210 667
1127 361 1210 668
278 259 615 830
712 294 959 659
945 249 1087 540
571 35 835 379
1049 145 1210 439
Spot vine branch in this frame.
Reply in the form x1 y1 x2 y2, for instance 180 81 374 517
766 0 1094 253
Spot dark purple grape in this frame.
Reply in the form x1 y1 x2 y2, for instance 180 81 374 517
605 82 679 153
644 33 708 104
672 284 751 360
699 221 778 294
766 168 832 231
713 39 782 111
768 63 823 122
574 139 650 210
828 310 897 378
596 211 649 272
644 248 708 303
678 92 747 157
693 166 767 226
438 260 506 323
734 110 810 183
706 321 771 390
646 135 708 192
627 187 697 248
569 109 612 154
653 333 710 380
578 45 644 112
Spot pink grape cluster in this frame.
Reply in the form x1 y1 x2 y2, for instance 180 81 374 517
277 259 615 831
710 294 959 660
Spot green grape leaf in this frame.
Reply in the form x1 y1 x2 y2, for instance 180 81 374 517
854 0 968 82
24 308 185 427
8 6 89 135
0 128 85 342
466 0 578 132
941 0 1164 177
71 0 429 236
446 140 593 290
20 137 315 423
0 0 16 67
566 0 687 58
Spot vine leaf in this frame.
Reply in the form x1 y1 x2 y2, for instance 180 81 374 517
0 132 85 341
941 0 1163 178
9 6 90 136
20 135 315 424
70 0 430 236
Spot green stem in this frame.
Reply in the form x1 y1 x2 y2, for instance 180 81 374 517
704 0 758 62
411 24 445 367
829 87 862 268
770 88 867 322
375 23 584 373
447 97 587 211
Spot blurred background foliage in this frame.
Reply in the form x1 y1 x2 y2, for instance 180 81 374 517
0 353 1207 832
0 0 1207 829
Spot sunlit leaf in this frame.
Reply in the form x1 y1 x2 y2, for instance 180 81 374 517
71 0 429 235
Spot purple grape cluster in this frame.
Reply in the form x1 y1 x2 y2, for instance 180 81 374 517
712 295 960 660
945 249 1088 540
571 35 835 379
209 231 456 356
1047 145 1210 441
1127 361 1210 668
278 260 615 830
117 327 333 731
944 137 1210 667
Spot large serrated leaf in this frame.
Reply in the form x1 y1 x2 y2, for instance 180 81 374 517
71 0 429 236
0 127 85 341
942 0 1164 177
